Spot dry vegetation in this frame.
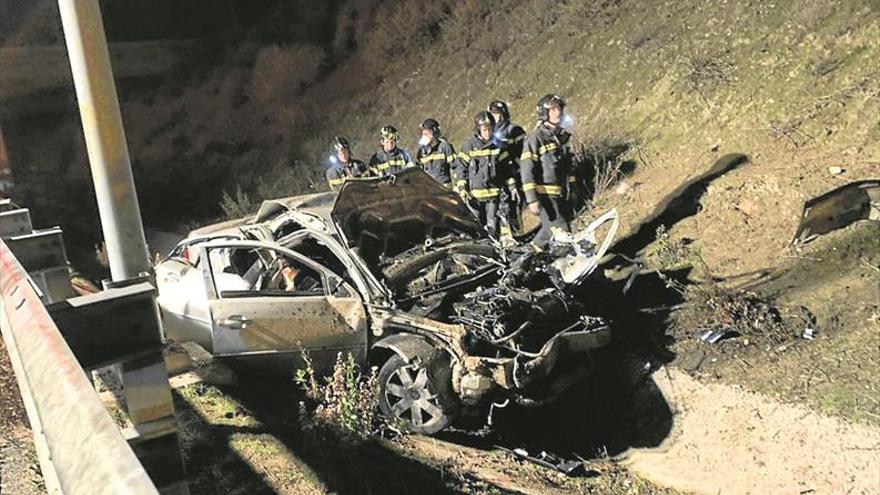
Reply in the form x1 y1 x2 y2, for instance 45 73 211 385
294 351 382 441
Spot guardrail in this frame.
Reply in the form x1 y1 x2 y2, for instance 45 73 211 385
0 238 160 495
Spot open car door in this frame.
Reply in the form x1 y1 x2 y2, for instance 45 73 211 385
200 240 367 373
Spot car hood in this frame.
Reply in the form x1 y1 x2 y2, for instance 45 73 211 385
331 169 484 258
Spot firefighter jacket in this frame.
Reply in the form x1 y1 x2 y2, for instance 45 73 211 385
326 159 368 190
519 124 573 204
494 120 526 189
415 138 456 187
459 135 510 201
369 147 414 177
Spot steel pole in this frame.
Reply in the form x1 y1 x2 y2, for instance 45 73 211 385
57 0 151 281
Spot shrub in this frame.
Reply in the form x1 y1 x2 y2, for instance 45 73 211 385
650 225 695 269
295 351 381 441
219 184 255 219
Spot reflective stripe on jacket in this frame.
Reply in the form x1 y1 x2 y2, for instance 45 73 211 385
459 135 509 201
326 159 368 190
416 138 456 186
369 148 414 177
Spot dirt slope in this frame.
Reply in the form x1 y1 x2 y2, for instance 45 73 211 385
626 368 880 495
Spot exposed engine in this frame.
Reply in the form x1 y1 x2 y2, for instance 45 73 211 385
452 285 564 348
374 234 609 360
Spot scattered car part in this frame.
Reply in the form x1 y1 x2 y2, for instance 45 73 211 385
792 179 880 245
497 446 593 476
700 328 739 344
622 263 641 295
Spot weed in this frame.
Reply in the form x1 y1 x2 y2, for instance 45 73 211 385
681 54 733 108
767 118 815 149
650 225 695 270
295 351 381 441
292 346 320 400
219 184 256 219
573 135 636 211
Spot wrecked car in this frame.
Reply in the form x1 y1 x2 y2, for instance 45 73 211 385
156 169 619 434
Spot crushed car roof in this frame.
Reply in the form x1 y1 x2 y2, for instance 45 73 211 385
331 169 484 255
252 191 337 224
189 170 483 254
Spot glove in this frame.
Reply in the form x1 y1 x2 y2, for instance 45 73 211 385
508 185 522 205
458 188 472 202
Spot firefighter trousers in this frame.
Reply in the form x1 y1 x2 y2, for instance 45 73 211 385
532 195 569 249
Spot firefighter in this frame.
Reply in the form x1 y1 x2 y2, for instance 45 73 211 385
488 100 527 241
415 118 457 187
459 111 509 237
369 125 414 177
325 136 368 190
520 94 574 249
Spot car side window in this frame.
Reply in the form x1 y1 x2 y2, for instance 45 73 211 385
281 233 356 289
207 246 326 298
170 244 202 267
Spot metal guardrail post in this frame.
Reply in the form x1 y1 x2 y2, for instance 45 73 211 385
0 239 160 495
56 0 189 492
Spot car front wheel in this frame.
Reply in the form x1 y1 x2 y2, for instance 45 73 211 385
378 354 451 434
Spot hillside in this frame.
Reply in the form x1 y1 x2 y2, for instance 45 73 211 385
138 0 880 428
12 0 876 417
1 1 878 493
131 0 879 276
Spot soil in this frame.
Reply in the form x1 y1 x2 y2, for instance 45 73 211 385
626 368 880 495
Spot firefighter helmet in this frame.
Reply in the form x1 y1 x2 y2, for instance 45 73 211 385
331 136 351 153
419 118 441 136
474 111 496 132
536 94 565 122
488 100 510 122
380 125 399 141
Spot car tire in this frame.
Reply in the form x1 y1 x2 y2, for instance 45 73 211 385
378 354 452 435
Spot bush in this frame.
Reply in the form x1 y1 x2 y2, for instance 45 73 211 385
219 184 255 219
362 0 453 64
295 351 381 441
650 224 695 269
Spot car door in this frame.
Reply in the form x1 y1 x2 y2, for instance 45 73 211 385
203 242 367 374
156 240 219 349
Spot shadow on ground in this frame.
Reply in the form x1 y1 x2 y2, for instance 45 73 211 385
173 390 281 495
457 268 689 459
471 154 753 458
612 153 750 260
212 374 473 495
